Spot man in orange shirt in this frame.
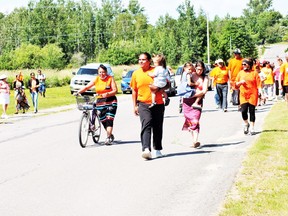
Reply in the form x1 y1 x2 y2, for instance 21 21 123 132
211 59 229 112
279 54 288 105
130 52 166 160
228 48 243 106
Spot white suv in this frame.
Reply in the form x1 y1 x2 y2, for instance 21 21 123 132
70 63 113 95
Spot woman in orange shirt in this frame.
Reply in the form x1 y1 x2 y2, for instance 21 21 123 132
235 58 262 135
77 64 118 145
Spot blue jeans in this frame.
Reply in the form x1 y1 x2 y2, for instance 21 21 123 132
216 83 228 110
214 92 220 106
39 83 45 94
30 92 38 112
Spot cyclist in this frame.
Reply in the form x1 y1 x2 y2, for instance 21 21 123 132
75 64 118 145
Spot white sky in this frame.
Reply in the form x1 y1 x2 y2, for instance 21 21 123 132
0 0 287 24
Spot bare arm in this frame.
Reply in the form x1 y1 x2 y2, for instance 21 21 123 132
77 80 95 94
131 88 139 116
193 76 208 97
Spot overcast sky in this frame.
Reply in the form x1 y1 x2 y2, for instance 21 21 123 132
0 0 287 24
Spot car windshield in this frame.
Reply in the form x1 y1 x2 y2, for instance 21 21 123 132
124 70 134 78
176 67 183 75
77 68 98 75
76 67 113 76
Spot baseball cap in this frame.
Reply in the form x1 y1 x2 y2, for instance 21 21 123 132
215 59 224 64
233 48 241 54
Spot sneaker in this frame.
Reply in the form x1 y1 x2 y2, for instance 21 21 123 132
148 102 156 109
164 98 170 106
1 114 8 119
223 109 227 112
142 148 152 160
155 150 163 158
244 123 250 135
110 134 115 142
250 128 256 135
104 137 112 145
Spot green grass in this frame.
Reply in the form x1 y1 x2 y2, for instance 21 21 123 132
219 101 288 216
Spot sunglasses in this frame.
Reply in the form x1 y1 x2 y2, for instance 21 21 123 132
138 59 147 61
242 63 248 66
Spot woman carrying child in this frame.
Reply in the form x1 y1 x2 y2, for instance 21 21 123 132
182 61 209 148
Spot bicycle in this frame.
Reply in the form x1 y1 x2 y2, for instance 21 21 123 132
75 95 101 148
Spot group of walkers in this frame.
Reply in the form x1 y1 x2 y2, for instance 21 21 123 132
75 52 209 159
0 70 46 118
3 50 287 161
210 49 288 135
75 50 288 160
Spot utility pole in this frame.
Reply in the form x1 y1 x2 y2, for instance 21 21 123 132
206 13 210 65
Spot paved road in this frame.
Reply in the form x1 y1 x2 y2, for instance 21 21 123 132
0 44 286 216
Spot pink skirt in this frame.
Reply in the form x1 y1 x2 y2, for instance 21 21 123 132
182 98 202 133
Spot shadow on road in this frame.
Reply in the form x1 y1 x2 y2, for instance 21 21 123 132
164 150 213 158
200 141 244 148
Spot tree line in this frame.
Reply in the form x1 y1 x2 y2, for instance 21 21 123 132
0 0 287 70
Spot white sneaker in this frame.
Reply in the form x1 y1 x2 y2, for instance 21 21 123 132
142 148 152 160
244 123 250 135
155 150 163 158
250 128 256 135
1 114 8 119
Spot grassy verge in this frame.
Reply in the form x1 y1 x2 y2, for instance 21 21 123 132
219 101 288 215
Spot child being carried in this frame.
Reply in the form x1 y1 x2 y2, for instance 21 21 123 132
148 54 170 108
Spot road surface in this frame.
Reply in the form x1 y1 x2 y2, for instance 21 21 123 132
0 44 286 216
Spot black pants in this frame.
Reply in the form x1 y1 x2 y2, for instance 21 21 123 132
138 102 165 151
275 80 285 96
241 103 256 122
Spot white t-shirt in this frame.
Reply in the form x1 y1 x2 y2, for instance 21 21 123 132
152 66 169 88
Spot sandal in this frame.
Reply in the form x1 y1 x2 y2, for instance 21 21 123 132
192 142 200 148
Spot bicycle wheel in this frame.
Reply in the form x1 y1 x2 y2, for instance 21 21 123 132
92 115 101 143
79 112 90 148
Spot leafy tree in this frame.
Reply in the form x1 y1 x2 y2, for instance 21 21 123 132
242 0 283 44
39 43 65 69
12 43 41 69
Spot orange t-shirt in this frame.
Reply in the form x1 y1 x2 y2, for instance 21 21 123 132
236 70 261 106
211 66 229 84
130 67 164 104
228 57 243 82
280 62 288 86
94 76 113 95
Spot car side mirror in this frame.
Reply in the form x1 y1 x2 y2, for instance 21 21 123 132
72 72 76 75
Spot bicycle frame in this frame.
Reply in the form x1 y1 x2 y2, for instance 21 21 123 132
76 95 101 148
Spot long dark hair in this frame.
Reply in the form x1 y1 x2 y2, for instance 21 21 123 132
194 60 206 78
